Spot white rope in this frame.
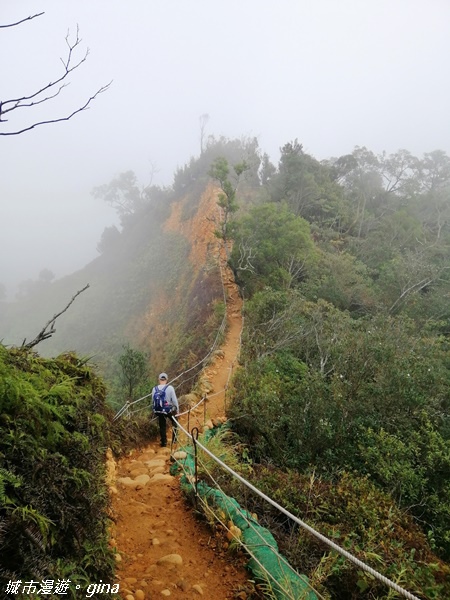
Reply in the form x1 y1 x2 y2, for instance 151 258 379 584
191 443 323 599
176 395 206 418
194 491 314 600
168 254 229 388
171 425 307 599
112 220 421 598
111 214 421 598
175 420 422 600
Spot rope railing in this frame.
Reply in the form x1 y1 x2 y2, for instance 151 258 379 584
167 428 306 599
171 419 423 600
113 252 229 422
112 214 424 598
183 430 324 600
197 491 321 600
129 356 422 592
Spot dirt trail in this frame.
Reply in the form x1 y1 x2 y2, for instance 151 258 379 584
109 269 251 600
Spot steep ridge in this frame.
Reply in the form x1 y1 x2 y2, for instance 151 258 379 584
130 183 230 374
109 271 248 600
108 190 253 599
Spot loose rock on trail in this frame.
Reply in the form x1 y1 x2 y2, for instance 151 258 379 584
109 273 253 599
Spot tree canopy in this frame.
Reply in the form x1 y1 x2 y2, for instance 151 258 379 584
3 135 450 597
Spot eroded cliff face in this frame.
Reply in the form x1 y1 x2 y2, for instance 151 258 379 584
0 179 225 381
164 183 221 265
128 184 225 376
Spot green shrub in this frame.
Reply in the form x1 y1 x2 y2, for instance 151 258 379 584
245 466 450 599
0 346 116 594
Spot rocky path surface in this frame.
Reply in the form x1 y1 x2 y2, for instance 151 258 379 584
108 274 252 599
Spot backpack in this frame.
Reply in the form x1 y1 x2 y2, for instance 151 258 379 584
152 384 171 414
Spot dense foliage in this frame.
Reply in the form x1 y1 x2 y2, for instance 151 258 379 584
241 467 450 599
2 135 450 597
223 140 450 597
0 347 116 596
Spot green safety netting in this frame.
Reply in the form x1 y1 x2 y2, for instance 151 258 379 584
170 432 317 600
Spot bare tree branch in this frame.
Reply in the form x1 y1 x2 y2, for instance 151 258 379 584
313 323 329 375
236 242 257 274
2 83 69 113
252 304 314 360
1 27 86 114
0 12 44 29
21 284 90 350
1 24 112 135
0 85 111 136
283 255 307 288
388 278 433 314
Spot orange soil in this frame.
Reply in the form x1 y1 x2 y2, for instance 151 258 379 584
109 259 251 599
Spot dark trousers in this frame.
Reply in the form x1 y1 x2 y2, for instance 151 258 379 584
157 413 178 446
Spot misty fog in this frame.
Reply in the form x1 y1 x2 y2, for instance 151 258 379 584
1 0 449 299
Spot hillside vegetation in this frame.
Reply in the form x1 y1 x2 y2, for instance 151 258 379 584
0 348 115 594
2 136 450 598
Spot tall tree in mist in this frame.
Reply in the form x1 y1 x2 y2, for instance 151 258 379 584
209 156 248 261
199 113 209 154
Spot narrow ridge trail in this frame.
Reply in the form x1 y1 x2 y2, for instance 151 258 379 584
109 271 253 600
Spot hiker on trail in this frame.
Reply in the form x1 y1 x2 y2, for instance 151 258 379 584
152 372 179 447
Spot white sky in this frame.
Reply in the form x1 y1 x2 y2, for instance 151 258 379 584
1 0 450 297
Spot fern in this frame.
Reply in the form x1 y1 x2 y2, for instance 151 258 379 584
0 468 22 505
0 343 116 591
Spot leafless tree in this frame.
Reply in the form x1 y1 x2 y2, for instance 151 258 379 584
199 113 209 154
1 12 111 135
